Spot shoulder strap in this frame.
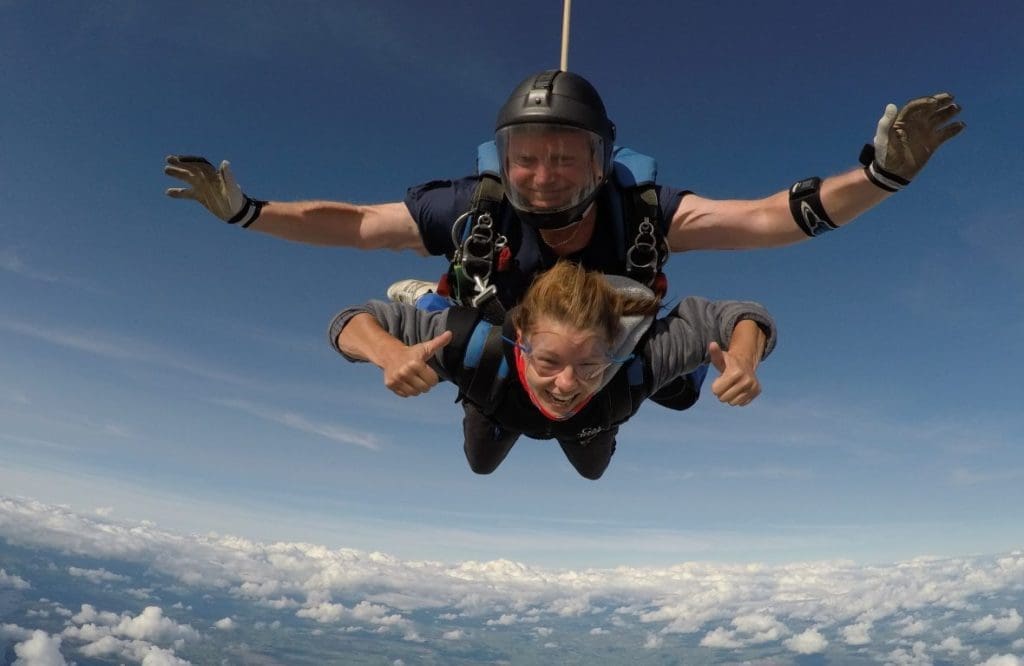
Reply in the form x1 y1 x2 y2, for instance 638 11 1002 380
477 141 501 177
444 306 511 413
611 147 669 296
442 143 507 321
600 357 648 426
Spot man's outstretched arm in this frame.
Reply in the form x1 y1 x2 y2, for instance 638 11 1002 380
335 312 452 397
164 156 426 252
666 92 965 251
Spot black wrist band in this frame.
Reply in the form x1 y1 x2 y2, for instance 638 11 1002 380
789 177 837 237
227 196 267 227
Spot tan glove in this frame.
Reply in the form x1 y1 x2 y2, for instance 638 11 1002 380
164 155 264 226
861 93 965 191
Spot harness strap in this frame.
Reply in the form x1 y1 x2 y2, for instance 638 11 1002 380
447 176 507 323
624 184 669 296
463 322 508 411
444 307 511 415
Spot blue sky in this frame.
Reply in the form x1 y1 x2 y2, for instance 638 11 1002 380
1 0 1023 572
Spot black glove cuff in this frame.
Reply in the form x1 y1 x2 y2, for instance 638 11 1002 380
228 196 267 227
859 144 910 193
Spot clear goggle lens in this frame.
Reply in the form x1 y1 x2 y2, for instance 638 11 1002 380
496 124 605 214
504 332 632 380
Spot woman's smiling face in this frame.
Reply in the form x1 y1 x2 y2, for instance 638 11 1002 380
517 315 612 419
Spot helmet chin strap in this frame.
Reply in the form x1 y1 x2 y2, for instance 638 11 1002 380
515 185 601 231
538 203 594 248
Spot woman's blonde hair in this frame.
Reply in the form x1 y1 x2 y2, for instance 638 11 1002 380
510 261 662 343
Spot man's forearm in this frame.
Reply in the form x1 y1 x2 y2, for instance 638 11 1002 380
248 201 427 252
669 167 894 251
336 313 409 367
728 319 768 367
820 167 893 227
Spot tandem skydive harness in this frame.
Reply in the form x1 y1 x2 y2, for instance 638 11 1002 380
441 168 509 325
610 147 671 297
437 143 671 324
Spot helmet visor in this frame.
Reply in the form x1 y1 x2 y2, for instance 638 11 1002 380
496 124 605 214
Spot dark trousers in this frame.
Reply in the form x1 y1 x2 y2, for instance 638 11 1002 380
461 403 617 480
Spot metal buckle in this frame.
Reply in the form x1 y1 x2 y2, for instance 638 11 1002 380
627 219 659 271
470 275 498 308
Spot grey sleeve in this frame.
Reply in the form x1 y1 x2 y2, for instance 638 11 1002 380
643 297 777 392
327 300 452 368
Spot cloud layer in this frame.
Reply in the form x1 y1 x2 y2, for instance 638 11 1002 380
1 495 1022 664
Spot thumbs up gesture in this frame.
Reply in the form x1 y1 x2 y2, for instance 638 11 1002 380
380 331 454 397
708 341 761 407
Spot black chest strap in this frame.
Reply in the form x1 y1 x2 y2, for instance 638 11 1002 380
443 306 511 414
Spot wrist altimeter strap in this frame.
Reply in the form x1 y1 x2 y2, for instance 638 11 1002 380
789 177 837 237
858 144 910 193
227 196 267 228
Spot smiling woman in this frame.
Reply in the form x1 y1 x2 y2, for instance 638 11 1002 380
330 261 776 479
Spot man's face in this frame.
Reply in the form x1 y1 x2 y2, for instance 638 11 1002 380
501 127 603 212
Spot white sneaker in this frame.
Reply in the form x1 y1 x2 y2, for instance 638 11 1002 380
386 279 436 305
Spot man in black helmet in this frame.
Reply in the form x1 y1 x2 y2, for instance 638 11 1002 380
164 70 964 412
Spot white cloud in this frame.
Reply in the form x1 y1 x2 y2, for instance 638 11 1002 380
643 632 663 649
0 318 253 388
5 496 1024 660
76 635 191 665
971 609 1023 634
700 626 743 648
0 568 31 589
485 614 518 626
295 599 411 635
13 629 67 666
68 566 130 584
52 605 73 618
296 602 346 623
78 635 123 657
213 398 383 450
213 617 235 630
899 618 930 637
589 627 608 635
545 595 594 617
938 636 964 653
441 629 464 640
732 612 783 635
71 605 121 626
841 620 871 645
0 250 61 284
886 641 931 666
713 611 789 645
783 628 827 654
65 605 200 644
980 656 1024 666
1 624 34 641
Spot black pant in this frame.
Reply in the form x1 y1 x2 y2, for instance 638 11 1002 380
461 403 617 480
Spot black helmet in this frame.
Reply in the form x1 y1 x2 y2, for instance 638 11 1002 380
495 70 616 151
494 71 617 230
